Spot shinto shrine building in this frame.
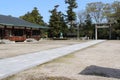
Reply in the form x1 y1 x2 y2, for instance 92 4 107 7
0 15 48 42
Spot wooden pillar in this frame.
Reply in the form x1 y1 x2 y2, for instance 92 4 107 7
109 24 112 40
23 27 26 37
77 25 79 40
95 25 98 40
3 26 7 39
39 28 41 36
11 26 14 36
30 28 32 37
1 28 4 39
0 28 2 39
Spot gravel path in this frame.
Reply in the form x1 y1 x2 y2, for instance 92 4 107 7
0 40 104 79
3 40 120 80
0 40 85 59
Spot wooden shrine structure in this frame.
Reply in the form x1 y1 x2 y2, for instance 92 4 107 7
95 23 112 40
0 15 49 42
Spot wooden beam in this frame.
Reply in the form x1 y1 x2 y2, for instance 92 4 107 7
96 25 109 28
4 26 7 38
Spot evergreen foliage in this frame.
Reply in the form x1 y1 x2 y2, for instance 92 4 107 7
19 1 120 39
20 7 45 26
65 0 78 33
48 5 68 38
20 7 47 38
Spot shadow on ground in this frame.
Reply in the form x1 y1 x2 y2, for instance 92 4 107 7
79 65 120 79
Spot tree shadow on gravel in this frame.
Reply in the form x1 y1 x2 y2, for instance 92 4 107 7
79 65 120 79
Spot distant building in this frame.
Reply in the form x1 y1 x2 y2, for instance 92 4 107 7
0 15 49 41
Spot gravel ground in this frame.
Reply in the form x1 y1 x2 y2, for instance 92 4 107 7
0 40 85 59
2 40 120 80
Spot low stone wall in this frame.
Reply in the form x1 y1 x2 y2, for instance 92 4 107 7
0 39 15 44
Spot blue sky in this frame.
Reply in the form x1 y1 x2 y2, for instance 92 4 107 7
0 0 115 23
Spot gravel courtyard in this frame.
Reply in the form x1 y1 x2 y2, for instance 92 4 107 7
2 40 120 80
0 40 85 59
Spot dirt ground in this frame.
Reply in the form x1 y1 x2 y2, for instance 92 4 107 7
2 40 120 80
0 40 85 59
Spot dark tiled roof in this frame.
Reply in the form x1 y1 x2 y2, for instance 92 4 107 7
0 15 49 29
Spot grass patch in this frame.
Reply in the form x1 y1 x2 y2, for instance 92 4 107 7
48 54 75 64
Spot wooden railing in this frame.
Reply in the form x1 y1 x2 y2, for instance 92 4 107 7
31 35 40 40
5 36 26 42
5 35 40 42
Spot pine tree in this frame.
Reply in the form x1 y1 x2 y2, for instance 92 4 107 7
65 0 78 33
48 5 68 38
59 12 68 37
49 5 61 37
20 7 45 26
84 14 94 39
